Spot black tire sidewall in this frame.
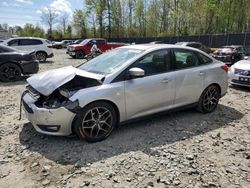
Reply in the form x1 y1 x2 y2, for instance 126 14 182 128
0 63 22 82
36 52 47 62
197 85 220 113
74 102 117 142
76 51 84 59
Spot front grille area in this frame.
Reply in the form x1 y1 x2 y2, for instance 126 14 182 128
232 79 250 85
234 68 250 76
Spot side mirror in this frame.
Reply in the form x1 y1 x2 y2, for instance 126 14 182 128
128 67 145 79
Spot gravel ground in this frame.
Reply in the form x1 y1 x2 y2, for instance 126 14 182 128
0 49 250 188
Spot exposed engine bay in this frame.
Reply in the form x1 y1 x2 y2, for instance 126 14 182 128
30 75 102 109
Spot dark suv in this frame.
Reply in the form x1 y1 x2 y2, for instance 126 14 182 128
211 45 245 66
175 42 211 54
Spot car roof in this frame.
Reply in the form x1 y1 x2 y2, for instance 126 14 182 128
176 41 201 45
6 37 46 41
121 44 203 51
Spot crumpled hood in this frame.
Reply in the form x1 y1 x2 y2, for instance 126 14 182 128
27 66 104 96
233 60 250 70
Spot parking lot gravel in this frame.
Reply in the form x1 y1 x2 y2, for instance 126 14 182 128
0 49 249 188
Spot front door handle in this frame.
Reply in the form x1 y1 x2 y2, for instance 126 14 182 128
161 78 171 83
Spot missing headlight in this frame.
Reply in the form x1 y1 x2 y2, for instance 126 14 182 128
59 88 77 98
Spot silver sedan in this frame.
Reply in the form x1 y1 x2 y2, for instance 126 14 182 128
21 44 228 142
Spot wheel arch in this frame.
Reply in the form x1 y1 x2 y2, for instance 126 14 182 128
76 49 85 54
0 61 24 73
36 50 48 57
204 83 221 97
71 99 120 134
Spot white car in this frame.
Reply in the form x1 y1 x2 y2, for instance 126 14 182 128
21 44 228 142
3 37 54 62
228 59 250 87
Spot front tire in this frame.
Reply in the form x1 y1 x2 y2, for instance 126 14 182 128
76 51 85 59
197 85 220 113
74 102 117 142
0 63 22 82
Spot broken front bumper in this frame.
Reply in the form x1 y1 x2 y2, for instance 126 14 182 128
22 92 76 136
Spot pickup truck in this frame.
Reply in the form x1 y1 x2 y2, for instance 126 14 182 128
67 38 125 59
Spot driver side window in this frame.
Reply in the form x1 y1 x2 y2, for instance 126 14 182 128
131 50 170 76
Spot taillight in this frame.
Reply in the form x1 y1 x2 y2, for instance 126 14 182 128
221 64 229 72
47 44 52 48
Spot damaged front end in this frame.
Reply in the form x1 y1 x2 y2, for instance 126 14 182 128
21 70 103 136
29 75 102 112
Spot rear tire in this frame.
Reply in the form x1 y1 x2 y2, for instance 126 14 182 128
74 102 117 142
197 85 220 113
0 63 22 82
36 52 47 63
76 51 85 59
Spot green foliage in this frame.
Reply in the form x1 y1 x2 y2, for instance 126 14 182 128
19 24 45 38
6 0 250 39
72 9 87 38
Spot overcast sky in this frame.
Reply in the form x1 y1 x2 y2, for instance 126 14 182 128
0 0 84 28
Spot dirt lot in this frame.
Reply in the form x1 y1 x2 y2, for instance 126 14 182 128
0 49 250 188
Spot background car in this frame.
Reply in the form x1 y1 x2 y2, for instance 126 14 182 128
211 45 245 66
73 39 84 44
53 40 73 49
3 37 53 63
175 42 211 54
67 38 125 59
228 58 250 87
22 44 228 142
0 45 39 82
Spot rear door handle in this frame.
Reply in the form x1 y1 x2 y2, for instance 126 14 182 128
199 72 205 76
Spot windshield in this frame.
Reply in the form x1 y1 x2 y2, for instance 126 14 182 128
80 39 90 45
78 48 144 74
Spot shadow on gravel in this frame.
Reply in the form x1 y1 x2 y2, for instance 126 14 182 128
229 85 250 92
19 104 243 166
0 75 29 86
40 61 54 64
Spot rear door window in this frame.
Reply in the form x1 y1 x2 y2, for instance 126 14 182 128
19 39 43 46
173 49 199 69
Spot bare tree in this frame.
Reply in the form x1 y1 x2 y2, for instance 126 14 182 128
60 13 69 35
41 7 58 39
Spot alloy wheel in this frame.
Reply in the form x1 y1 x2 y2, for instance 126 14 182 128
36 52 46 62
81 107 113 139
202 87 219 111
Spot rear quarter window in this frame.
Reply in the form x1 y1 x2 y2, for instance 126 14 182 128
197 52 213 65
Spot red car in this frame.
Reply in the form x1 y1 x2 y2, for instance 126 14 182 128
211 45 245 66
67 38 125 59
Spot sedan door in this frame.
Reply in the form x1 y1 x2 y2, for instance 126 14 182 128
125 49 176 120
171 49 204 107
